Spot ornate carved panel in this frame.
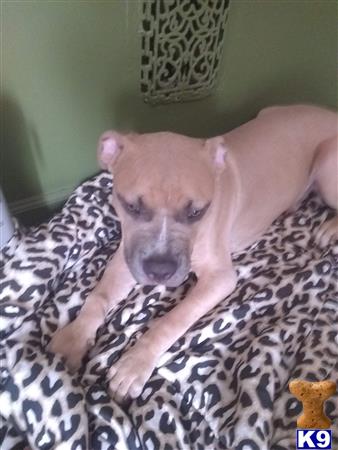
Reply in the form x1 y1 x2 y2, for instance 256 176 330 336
141 0 230 104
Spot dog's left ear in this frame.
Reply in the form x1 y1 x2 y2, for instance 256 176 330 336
204 137 228 171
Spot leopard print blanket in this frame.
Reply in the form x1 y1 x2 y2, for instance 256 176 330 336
1 172 337 450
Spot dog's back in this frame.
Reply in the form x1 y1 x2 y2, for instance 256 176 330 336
224 104 338 251
257 104 337 143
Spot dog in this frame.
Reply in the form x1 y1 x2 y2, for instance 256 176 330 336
49 104 338 399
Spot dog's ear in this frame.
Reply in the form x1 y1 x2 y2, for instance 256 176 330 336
97 131 125 170
204 136 228 171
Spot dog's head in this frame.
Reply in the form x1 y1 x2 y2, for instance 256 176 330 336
97 130 227 287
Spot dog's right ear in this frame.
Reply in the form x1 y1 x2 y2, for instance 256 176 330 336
97 131 124 170
204 136 228 172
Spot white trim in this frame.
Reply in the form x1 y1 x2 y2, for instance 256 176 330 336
9 186 74 215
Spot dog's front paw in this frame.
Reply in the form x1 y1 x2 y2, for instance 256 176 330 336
48 320 95 372
108 344 157 400
316 217 338 248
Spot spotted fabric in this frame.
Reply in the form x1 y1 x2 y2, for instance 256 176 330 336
1 172 337 450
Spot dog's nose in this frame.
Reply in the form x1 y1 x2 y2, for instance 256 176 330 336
143 255 178 283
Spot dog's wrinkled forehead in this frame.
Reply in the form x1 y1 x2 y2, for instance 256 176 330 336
97 130 228 211
115 133 215 209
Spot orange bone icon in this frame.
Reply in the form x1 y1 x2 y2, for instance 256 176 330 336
289 379 336 429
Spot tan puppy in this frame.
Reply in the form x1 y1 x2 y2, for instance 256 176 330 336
49 105 338 399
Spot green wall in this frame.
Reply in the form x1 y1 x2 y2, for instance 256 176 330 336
1 0 337 223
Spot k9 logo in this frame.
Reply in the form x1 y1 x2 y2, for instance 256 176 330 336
296 430 332 449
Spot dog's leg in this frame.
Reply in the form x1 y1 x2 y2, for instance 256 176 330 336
49 246 136 371
313 136 338 247
108 264 237 399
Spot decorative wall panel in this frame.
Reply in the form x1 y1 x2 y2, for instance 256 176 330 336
141 0 230 104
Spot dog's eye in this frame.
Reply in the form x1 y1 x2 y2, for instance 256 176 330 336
117 193 153 221
187 208 203 219
185 202 210 223
175 201 210 224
